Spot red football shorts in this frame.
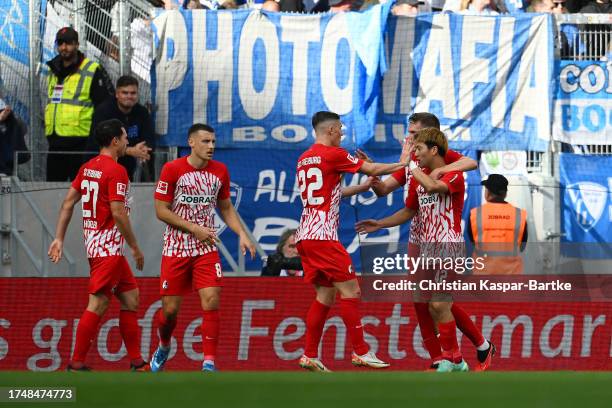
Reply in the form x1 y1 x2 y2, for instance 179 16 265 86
160 252 223 296
88 256 137 298
296 240 356 287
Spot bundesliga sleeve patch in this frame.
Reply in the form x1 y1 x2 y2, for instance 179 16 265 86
347 153 358 164
117 183 127 196
156 181 168 195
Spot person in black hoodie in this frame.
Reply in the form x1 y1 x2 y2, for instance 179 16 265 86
0 99 30 176
261 229 303 277
45 27 114 181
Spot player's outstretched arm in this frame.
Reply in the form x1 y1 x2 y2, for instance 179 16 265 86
411 167 449 194
48 187 81 263
217 198 256 259
429 155 477 180
110 201 144 270
154 199 217 246
355 207 416 233
341 176 378 198
359 160 407 177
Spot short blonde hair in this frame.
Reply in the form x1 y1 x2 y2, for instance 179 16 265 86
413 128 448 157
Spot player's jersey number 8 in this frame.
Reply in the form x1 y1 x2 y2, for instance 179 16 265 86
298 168 324 206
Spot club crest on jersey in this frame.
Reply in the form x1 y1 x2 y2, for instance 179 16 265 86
347 153 358 164
162 280 168 290
214 182 242 235
568 182 607 231
117 183 127 196
156 181 168 195
179 194 216 205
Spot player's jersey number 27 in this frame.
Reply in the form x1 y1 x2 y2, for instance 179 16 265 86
298 167 323 206
81 180 99 219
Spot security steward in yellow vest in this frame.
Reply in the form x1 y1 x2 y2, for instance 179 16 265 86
469 174 528 275
45 27 113 181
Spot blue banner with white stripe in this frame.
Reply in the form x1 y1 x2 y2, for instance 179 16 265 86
153 11 554 151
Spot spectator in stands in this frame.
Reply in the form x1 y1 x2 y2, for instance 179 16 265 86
311 0 356 13
457 0 501 14
392 0 424 15
0 99 30 176
579 0 611 59
261 229 303 277
262 0 282 10
45 27 114 182
88 75 155 181
529 0 583 58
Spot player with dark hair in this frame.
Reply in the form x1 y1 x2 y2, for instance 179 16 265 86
357 128 470 372
150 123 256 372
296 111 410 372
48 118 147 371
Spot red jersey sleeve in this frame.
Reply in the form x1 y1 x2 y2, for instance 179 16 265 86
330 147 363 174
218 164 230 201
154 162 177 202
107 165 129 202
440 171 464 195
444 149 463 165
391 168 406 185
405 177 419 210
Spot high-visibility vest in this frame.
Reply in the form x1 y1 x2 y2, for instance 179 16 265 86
45 58 99 137
470 202 527 275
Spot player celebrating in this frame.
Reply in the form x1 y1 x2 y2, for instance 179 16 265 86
356 128 469 373
48 119 147 371
355 113 494 371
151 123 255 372
296 111 410 372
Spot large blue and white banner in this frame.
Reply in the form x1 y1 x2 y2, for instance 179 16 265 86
195 148 481 271
560 154 612 245
153 11 553 151
553 61 612 145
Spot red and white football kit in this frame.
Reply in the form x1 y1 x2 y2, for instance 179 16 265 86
154 157 230 295
295 144 363 287
71 155 136 298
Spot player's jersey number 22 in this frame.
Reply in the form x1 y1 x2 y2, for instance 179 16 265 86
298 167 323 206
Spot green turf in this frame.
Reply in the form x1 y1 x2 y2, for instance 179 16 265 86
1 371 611 408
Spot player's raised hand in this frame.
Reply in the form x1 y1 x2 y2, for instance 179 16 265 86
239 233 256 259
400 137 414 165
355 149 373 163
131 245 145 270
368 176 382 188
355 219 382 234
128 141 152 161
48 239 63 263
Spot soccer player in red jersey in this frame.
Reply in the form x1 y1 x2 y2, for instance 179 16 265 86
357 128 476 372
296 111 412 372
355 113 494 371
150 123 256 372
48 119 147 371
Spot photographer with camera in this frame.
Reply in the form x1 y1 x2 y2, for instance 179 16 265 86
261 229 303 277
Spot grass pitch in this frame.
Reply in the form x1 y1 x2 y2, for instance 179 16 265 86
1 371 611 408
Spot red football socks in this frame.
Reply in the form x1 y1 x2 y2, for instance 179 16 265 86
438 320 462 363
414 302 443 362
157 310 177 348
451 304 485 347
119 310 143 365
304 300 331 358
340 298 369 356
202 310 220 361
71 310 101 365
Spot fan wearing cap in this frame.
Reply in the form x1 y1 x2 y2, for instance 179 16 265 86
469 174 528 275
44 27 114 182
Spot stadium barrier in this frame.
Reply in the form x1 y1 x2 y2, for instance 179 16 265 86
1 277 611 371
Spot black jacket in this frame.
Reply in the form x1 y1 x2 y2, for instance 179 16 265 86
0 112 29 175
261 253 303 276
